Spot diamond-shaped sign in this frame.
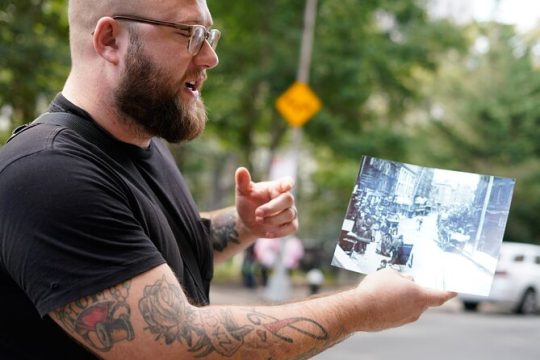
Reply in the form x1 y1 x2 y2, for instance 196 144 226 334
276 82 322 127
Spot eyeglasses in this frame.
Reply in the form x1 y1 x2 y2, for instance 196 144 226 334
112 15 221 56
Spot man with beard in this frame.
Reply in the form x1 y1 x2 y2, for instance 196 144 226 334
0 0 456 359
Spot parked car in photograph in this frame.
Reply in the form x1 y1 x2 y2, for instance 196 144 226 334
459 242 540 314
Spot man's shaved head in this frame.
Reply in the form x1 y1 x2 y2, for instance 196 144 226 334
68 0 145 62
67 0 212 62
63 0 216 144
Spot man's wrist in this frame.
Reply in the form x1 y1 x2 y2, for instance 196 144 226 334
210 207 240 252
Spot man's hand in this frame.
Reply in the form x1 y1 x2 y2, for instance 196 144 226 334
351 269 457 332
235 167 299 239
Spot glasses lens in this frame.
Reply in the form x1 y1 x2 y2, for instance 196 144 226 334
208 29 221 50
189 26 206 54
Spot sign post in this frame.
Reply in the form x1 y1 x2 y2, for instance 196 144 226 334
275 81 322 128
265 0 320 302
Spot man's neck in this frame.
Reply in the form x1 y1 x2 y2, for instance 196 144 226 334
62 78 153 148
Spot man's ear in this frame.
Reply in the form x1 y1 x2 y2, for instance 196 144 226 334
92 17 124 65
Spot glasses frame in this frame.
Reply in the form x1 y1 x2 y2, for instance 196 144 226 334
112 15 220 55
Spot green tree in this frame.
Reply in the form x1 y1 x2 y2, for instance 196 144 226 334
203 0 305 170
0 0 69 142
413 22 540 244
307 0 465 161
192 0 466 245
202 0 465 165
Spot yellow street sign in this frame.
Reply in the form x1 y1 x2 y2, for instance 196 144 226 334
275 81 322 127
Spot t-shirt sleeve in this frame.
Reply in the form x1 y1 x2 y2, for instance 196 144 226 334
0 150 166 317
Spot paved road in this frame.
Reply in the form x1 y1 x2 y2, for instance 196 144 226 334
314 310 540 360
333 212 496 296
211 284 540 360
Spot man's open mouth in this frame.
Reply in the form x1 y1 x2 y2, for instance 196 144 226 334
185 81 197 91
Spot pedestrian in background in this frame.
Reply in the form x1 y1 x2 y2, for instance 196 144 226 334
307 268 324 295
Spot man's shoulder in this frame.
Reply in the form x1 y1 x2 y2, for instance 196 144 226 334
1 123 55 167
0 122 99 175
0 123 127 206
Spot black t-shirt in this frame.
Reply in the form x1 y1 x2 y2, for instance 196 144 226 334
0 94 213 359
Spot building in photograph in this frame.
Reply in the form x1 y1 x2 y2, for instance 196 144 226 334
473 177 515 257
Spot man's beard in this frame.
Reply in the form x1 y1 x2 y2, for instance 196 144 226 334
114 33 207 143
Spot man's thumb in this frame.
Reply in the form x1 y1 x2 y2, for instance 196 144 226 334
235 167 252 195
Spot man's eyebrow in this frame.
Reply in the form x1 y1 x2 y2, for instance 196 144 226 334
190 20 214 27
168 16 213 27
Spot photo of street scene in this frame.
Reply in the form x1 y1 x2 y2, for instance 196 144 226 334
331 156 515 296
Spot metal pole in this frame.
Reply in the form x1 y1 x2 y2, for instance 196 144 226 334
292 0 318 175
473 176 493 256
264 0 318 302
297 0 318 84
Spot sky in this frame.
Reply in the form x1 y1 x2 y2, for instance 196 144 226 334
431 0 540 32
433 169 480 188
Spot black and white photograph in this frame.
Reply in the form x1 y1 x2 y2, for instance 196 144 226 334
332 156 516 296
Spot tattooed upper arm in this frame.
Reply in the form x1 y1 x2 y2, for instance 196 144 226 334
49 264 193 359
52 280 134 352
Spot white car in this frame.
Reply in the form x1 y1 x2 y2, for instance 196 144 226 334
459 242 540 315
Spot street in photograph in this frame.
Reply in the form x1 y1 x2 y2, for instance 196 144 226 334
332 156 515 295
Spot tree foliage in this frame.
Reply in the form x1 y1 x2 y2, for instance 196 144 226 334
412 22 540 244
202 0 306 173
0 0 69 138
199 0 466 244
202 0 465 167
307 0 465 161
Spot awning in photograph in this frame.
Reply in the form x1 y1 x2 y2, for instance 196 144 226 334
395 196 412 205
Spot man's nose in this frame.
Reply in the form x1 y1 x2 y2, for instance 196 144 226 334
194 41 219 69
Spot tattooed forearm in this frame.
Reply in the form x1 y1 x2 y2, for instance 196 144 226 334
53 281 134 352
211 209 240 252
138 277 330 358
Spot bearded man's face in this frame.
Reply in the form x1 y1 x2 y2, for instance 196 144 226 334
114 31 207 143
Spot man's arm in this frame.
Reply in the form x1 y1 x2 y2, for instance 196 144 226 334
49 264 455 359
201 206 248 263
202 168 298 263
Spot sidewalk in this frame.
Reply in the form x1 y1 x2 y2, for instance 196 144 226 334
209 282 463 312
210 282 326 305
461 244 498 274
